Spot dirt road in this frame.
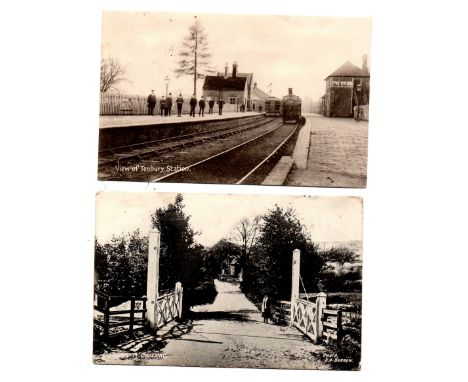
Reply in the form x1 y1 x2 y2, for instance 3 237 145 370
156 280 330 369
95 280 330 369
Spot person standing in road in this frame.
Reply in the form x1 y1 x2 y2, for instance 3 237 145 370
166 92 173 116
176 93 184 117
147 90 156 115
208 97 215 114
189 94 197 117
198 96 206 117
261 295 271 324
160 96 166 116
217 98 225 115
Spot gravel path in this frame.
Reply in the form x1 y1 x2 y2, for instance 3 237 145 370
155 280 330 369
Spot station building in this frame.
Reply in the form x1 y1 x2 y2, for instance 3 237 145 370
202 62 254 111
320 55 370 118
251 83 270 112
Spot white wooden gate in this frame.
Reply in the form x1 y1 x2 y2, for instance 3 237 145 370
292 298 318 341
156 283 183 328
291 295 326 342
290 249 326 343
146 229 183 332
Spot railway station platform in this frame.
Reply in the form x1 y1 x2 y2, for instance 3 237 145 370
98 111 265 152
285 114 368 188
100 111 262 129
261 116 311 186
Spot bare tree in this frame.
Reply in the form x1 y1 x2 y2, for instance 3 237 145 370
100 57 126 93
230 217 261 265
174 16 215 96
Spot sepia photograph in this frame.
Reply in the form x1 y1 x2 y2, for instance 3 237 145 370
93 192 363 370
98 12 371 187
5 0 468 380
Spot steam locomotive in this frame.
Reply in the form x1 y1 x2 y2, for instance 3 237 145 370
281 88 302 124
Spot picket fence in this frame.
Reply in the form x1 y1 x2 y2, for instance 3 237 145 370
100 92 241 116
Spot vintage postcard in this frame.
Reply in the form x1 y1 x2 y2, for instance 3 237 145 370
94 192 363 370
98 12 371 187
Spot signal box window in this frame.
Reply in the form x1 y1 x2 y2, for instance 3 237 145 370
229 97 237 104
332 79 353 87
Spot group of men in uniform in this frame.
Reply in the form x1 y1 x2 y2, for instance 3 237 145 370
147 90 225 117
147 90 174 117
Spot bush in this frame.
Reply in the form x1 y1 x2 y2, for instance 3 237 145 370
184 281 217 310
318 270 361 293
94 230 148 301
319 334 361 371
241 206 323 302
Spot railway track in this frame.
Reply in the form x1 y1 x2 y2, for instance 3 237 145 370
98 116 272 169
151 122 299 185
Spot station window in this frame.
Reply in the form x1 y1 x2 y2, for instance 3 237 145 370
229 97 237 104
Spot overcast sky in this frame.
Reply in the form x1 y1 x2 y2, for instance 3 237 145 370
101 11 371 101
95 192 362 247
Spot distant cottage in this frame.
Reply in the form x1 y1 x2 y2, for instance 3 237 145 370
220 258 242 279
202 62 258 111
320 55 370 118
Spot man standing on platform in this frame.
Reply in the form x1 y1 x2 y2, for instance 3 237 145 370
198 96 206 117
217 98 225 115
176 93 184 117
147 90 156 115
166 92 173 116
160 96 166 116
208 97 214 114
189 94 197 117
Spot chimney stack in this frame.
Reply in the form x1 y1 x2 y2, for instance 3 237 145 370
232 62 238 78
224 63 228 78
288 88 293 95
362 54 368 71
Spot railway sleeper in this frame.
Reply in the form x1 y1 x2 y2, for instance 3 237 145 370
100 149 115 157
101 119 276 167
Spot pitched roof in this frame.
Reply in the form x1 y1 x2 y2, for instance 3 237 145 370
252 86 270 100
326 61 370 79
203 76 247 91
217 72 253 86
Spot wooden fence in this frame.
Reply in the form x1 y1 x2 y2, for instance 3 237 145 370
322 308 361 350
100 93 149 115
93 290 147 339
275 294 361 347
93 283 183 339
100 92 243 116
322 308 342 342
